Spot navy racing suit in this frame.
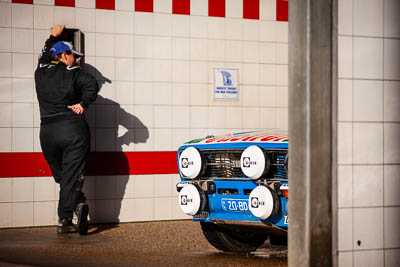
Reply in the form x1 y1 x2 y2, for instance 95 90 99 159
35 35 99 220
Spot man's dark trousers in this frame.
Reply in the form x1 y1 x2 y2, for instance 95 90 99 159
40 117 90 220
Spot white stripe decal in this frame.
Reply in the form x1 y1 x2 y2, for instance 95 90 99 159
67 66 81 70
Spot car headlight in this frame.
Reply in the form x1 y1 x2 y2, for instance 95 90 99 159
249 185 280 219
179 147 204 179
240 145 270 179
178 184 206 216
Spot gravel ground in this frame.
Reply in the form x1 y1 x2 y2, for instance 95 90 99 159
0 220 287 267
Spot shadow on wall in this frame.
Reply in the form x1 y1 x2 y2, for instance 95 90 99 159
81 64 149 227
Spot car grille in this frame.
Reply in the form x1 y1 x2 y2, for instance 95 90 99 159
200 149 288 180
203 151 243 178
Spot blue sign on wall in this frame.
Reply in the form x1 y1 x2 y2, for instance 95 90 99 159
214 68 239 100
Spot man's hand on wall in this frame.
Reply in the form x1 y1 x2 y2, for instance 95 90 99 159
51 25 64 37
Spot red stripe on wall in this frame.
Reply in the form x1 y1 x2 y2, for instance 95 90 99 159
96 0 115 10
12 0 33 4
0 153 33 177
0 152 178 178
173 0 190 15
276 0 288 22
208 0 225 17
135 0 153 12
243 0 259 20
55 0 75 7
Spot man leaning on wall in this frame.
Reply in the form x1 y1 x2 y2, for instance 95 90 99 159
34 25 99 235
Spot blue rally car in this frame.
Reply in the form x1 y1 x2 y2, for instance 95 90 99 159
176 131 289 252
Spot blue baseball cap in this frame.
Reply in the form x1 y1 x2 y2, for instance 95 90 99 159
50 41 83 57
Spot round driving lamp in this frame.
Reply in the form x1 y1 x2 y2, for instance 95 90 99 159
248 185 280 220
178 184 206 216
179 147 204 179
240 145 270 179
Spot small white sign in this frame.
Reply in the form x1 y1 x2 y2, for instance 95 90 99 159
214 68 239 100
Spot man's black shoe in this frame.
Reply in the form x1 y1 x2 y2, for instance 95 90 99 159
57 219 74 234
75 203 89 235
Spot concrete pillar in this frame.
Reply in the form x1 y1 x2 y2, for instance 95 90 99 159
288 1 337 267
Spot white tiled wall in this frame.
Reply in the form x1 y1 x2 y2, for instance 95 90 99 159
0 1 288 228
338 0 400 265
0 174 185 227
